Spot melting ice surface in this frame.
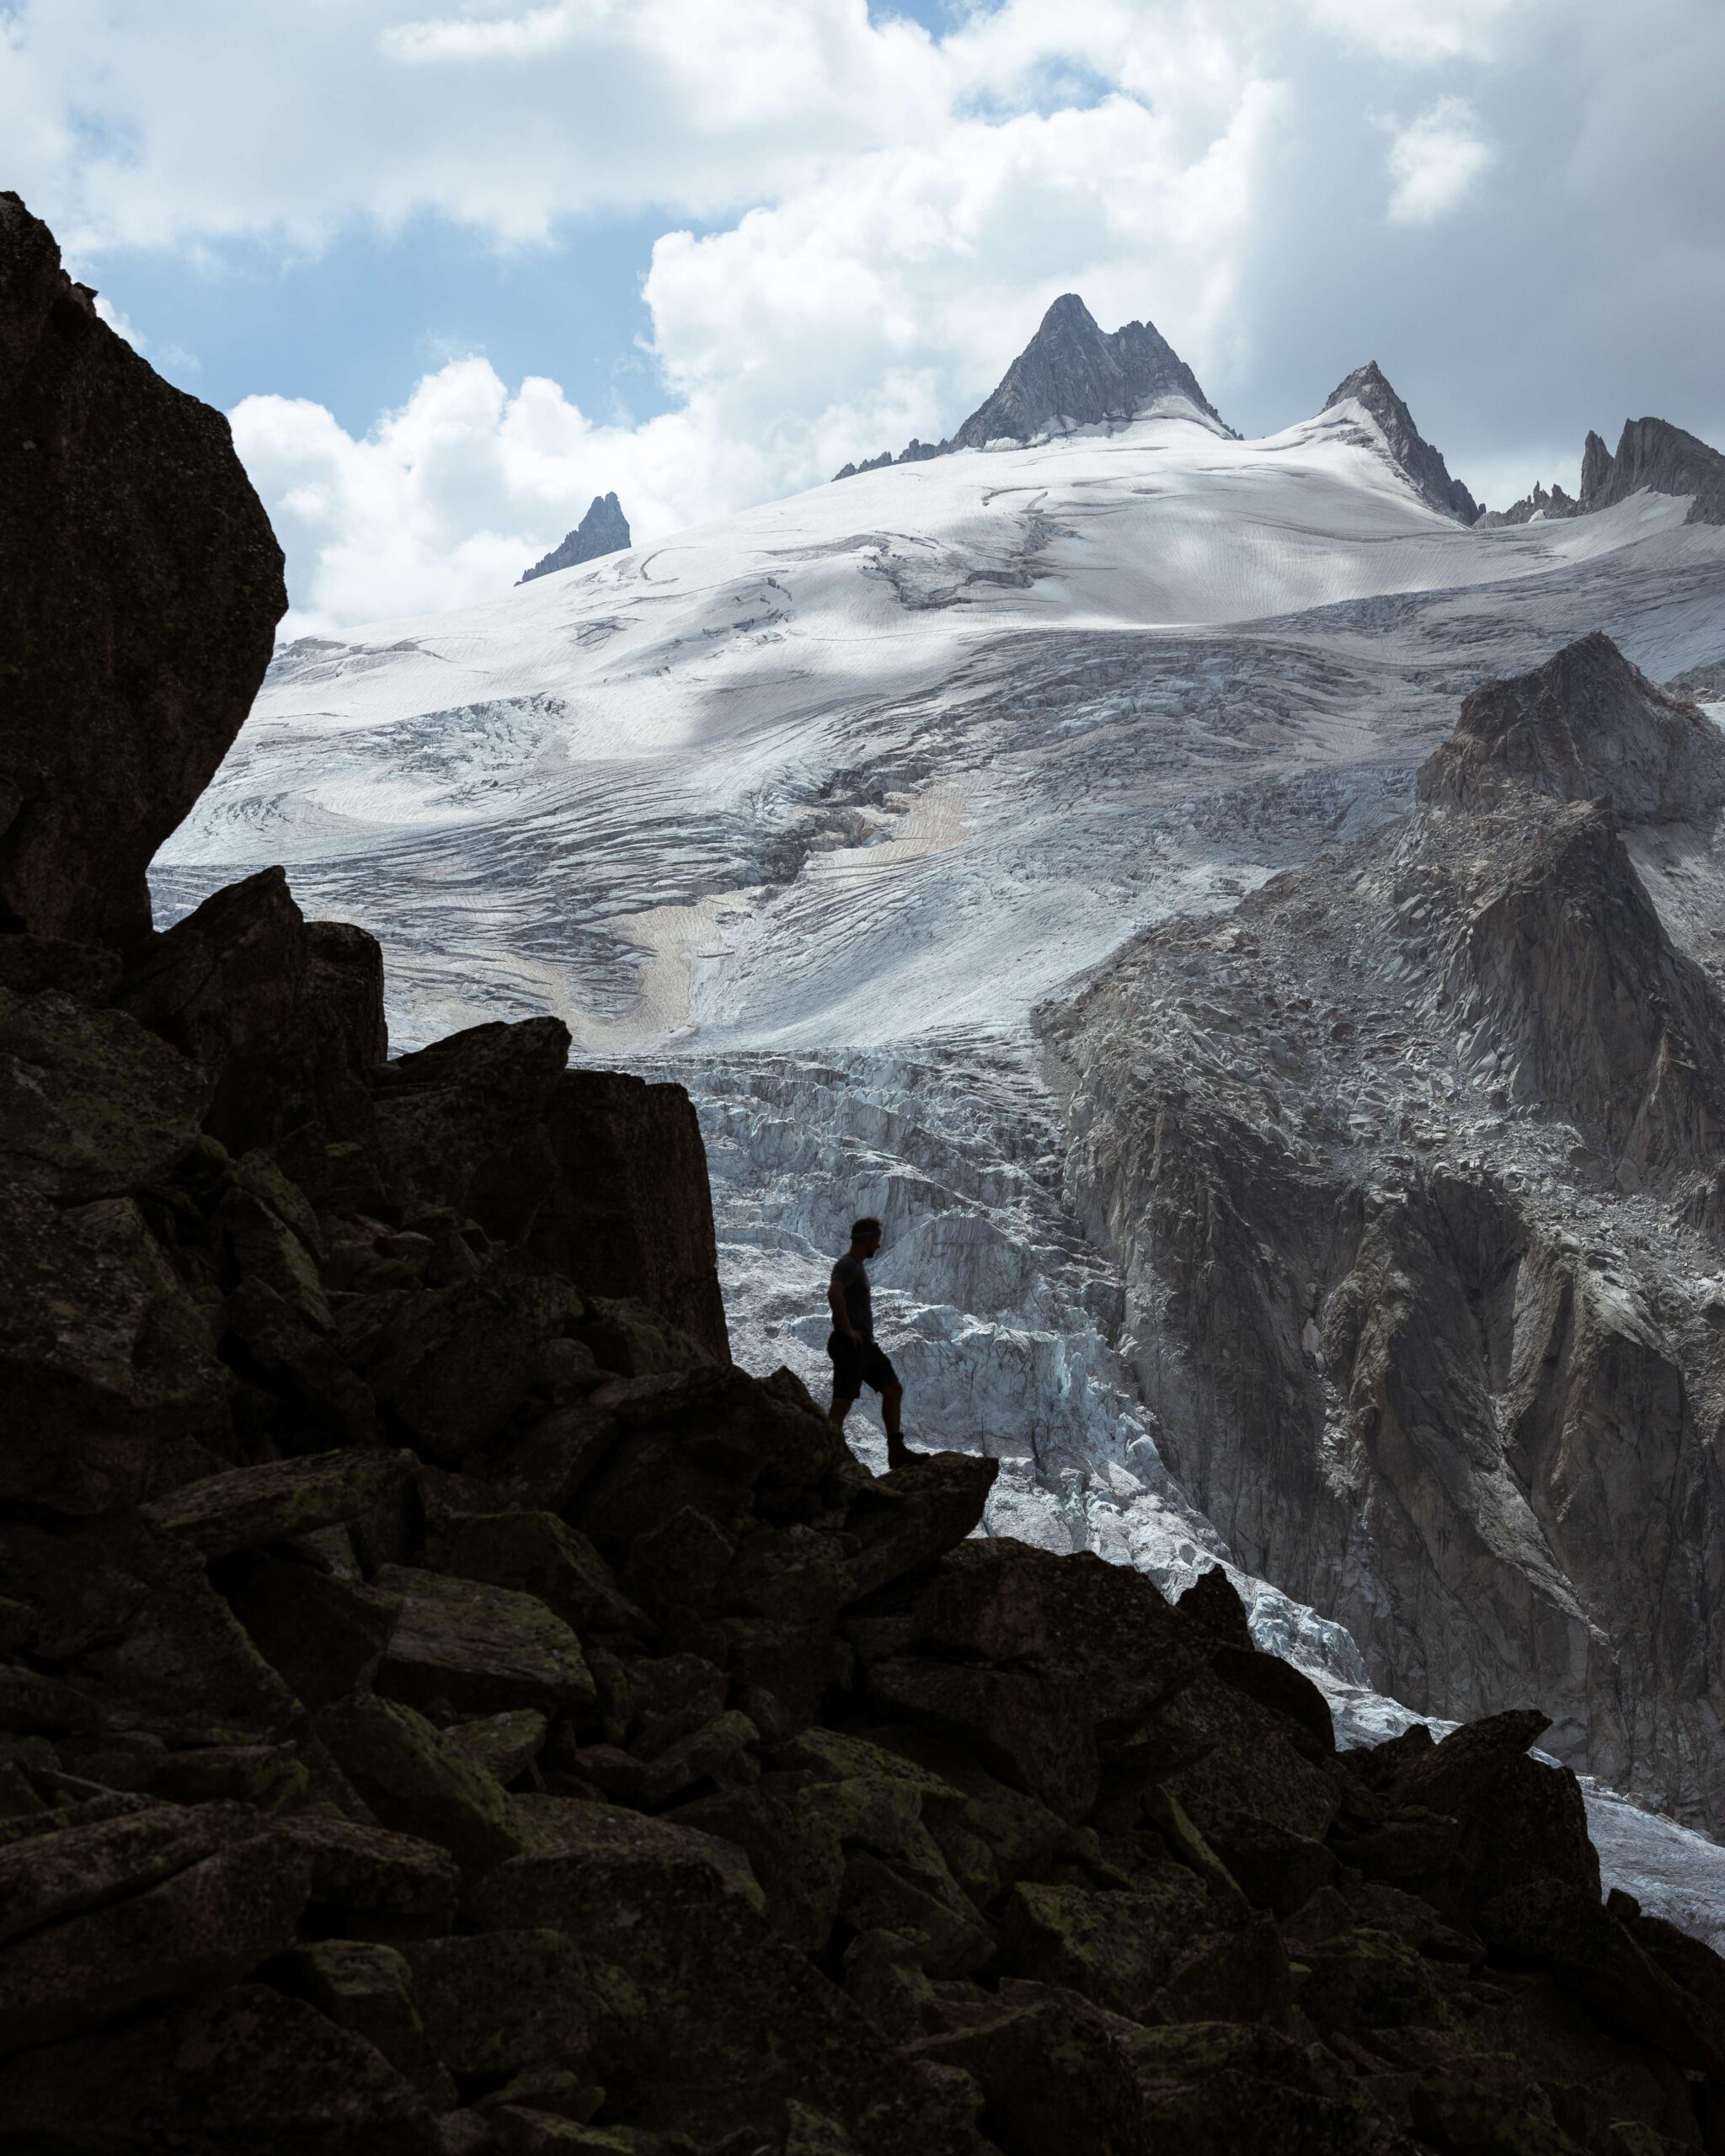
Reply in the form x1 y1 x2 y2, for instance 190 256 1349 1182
157 398 1725 1940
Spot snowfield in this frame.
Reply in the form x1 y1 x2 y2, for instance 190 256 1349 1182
155 390 1725 1932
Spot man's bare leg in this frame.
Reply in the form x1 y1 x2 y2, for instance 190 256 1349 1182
829 1392 853 1428
882 1381 911 1470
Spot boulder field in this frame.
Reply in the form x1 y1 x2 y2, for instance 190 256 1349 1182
7 190 1725 2155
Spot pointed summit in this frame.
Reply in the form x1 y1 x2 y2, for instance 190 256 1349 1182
1577 418 1725 526
1324 362 1479 524
952 293 1229 450
519 492 631 584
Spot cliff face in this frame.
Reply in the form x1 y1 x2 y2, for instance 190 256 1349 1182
1581 417 1725 527
9 199 1725 2156
1044 633 1725 1828
0 195 285 947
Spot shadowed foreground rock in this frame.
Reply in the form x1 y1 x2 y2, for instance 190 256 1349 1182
8 200 1725 2155
0 193 285 946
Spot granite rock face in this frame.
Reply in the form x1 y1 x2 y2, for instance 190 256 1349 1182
519 492 631 584
1323 361 1480 523
1418 629 1725 822
1578 416 1725 527
1479 415 1725 529
10 202 1725 2156
1044 632 1725 1827
0 192 285 947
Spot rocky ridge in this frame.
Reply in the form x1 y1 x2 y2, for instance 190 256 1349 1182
11 195 1725 2156
520 494 632 585
1042 632 1725 1828
1483 417 1725 531
835 292 1229 480
1322 364 1481 525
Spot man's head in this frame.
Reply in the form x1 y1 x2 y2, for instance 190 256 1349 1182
849 1215 884 1259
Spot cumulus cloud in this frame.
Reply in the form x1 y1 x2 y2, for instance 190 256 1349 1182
1305 0 1535 66
1384 98 1496 223
7 0 1723 623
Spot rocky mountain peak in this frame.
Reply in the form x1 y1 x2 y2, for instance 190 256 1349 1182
1323 360 1480 524
951 291 1229 450
1578 416 1725 526
519 489 631 584
1417 629 1725 822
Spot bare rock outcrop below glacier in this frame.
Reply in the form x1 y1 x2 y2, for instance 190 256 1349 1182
518 489 631 583
1418 629 1725 822
1323 361 1480 523
0 194 285 947
1042 632 1725 1827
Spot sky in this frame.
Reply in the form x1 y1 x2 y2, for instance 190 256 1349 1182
4 0 1722 635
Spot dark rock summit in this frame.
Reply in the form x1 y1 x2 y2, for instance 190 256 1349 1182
1323 361 1480 523
1418 629 1725 821
11 202 1725 2156
0 193 285 947
519 491 631 584
836 292 1227 479
951 292 1228 450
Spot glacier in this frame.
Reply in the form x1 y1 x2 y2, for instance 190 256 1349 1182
155 390 1725 1935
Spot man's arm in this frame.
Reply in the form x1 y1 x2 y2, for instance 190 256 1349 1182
828 1271 862 1342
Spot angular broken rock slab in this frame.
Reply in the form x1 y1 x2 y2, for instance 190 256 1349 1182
371 1564 596 1718
142 1447 417 1557
317 1694 527 1875
0 1822 311 2052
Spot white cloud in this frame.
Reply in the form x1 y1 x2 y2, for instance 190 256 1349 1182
1305 0 1535 66
1384 98 1496 223
227 20 1290 630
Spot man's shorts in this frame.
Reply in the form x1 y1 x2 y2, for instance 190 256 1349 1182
827 1332 900 1404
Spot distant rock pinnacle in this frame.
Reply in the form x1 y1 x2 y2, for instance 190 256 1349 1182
834 291 1228 480
1324 362 1480 523
1577 418 1725 527
519 492 631 584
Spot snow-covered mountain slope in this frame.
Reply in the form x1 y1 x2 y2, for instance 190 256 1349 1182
154 385 1725 1929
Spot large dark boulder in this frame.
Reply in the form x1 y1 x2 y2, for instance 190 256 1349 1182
1418 630 1725 821
0 194 285 947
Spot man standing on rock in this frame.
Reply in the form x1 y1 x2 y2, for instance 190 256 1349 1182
827 1215 909 1468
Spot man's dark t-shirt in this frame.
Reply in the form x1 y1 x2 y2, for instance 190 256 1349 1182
831 1253 873 1341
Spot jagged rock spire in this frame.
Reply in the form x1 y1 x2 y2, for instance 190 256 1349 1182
950 292 1228 449
834 291 1228 479
1578 418 1725 526
519 491 631 584
1324 361 1479 524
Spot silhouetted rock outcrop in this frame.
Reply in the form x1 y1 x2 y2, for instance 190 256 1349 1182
0 193 285 946
519 491 631 584
1324 361 1480 523
9 201 1725 2156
